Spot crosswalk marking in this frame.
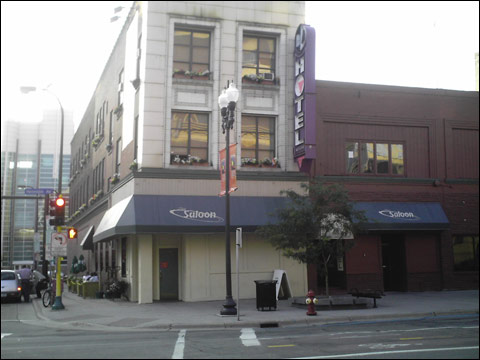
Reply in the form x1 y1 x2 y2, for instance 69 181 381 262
240 328 260 347
172 329 186 359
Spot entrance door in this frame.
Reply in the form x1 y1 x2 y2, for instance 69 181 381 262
159 248 178 300
381 235 407 291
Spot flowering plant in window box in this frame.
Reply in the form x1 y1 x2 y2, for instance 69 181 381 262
171 154 208 166
113 104 123 118
110 173 120 185
129 160 138 171
241 157 280 168
241 158 258 166
242 73 275 85
173 69 210 80
95 189 104 198
88 194 97 206
92 134 103 148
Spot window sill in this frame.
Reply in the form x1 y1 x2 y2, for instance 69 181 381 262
239 165 282 171
169 163 212 169
172 77 213 86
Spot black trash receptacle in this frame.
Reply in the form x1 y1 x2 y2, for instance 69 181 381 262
254 280 277 311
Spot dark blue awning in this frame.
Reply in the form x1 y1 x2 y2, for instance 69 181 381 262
353 202 450 231
93 195 289 243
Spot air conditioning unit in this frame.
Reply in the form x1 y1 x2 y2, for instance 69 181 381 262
263 72 275 81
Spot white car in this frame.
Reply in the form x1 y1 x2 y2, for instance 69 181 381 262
1 270 22 302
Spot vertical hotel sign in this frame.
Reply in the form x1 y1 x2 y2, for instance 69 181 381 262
294 24 316 173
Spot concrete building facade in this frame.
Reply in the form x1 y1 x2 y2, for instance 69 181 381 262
68 1 309 303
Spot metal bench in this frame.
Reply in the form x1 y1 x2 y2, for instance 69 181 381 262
348 288 384 308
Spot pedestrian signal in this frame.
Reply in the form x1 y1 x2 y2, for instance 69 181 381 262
68 228 78 239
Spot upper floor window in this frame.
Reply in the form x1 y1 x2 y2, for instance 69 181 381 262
118 69 124 107
346 141 404 176
241 116 277 167
170 112 209 165
242 35 276 79
173 29 210 76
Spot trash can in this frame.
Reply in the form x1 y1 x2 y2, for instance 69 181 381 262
254 280 277 311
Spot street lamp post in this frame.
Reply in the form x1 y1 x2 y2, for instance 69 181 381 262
20 86 65 310
218 82 239 316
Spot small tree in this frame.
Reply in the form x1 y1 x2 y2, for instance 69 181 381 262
256 181 367 297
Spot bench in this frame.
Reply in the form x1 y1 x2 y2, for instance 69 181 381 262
348 288 384 308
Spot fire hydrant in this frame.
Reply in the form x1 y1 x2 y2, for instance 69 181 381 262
305 290 318 316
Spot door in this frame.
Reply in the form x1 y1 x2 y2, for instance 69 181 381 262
381 235 407 291
159 248 178 301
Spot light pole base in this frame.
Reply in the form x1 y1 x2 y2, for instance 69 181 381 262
220 296 237 316
52 296 65 310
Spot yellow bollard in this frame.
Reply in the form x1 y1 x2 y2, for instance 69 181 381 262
52 256 65 310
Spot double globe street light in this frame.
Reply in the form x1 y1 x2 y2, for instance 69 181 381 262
218 82 239 316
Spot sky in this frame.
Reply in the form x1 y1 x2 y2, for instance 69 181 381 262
1 1 478 132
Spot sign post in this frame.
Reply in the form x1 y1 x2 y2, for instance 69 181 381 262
236 228 242 321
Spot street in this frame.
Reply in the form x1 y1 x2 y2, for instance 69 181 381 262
1 301 478 359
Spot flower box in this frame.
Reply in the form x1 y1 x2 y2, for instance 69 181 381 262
242 74 276 85
173 69 210 80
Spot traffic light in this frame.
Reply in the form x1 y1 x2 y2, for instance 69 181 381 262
67 228 78 239
49 195 65 226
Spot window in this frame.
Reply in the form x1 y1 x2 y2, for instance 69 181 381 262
173 29 210 74
118 69 124 106
241 116 275 165
346 141 404 176
170 112 209 164
453 235 479 271
115 137 122 174
242 35 276 77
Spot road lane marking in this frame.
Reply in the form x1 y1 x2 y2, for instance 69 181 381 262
1 333 12 340
172 329 186 359
288 346 479 359
268 344 296 348
240 328 260 347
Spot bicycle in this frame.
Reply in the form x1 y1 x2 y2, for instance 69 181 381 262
42 280 54 307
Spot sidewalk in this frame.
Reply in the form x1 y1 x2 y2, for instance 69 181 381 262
31 290 479 331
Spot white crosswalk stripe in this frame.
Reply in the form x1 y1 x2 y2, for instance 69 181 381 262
172 329 186 359
240 328 261 347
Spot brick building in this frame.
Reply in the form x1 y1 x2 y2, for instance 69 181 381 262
309 80 479 294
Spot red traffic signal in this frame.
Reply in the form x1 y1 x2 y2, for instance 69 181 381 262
67 228 78 239
55 197 65 207
49 195 66 226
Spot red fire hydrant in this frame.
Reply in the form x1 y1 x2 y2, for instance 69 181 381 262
305 290 318 316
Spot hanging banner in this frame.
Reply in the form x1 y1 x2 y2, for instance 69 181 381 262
219 144 238 196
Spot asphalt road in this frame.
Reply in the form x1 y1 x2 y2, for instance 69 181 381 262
1 301 479 359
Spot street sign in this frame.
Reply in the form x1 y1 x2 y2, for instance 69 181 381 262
24 188 54 195
51 232 67 257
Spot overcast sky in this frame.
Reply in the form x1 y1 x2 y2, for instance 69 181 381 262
1 1 478 132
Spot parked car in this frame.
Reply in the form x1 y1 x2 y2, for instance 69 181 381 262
32 270 49 298
1 270 22 302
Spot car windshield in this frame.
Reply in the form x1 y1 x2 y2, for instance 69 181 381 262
1 272 16 281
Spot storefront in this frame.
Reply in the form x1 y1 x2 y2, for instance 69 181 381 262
345 202 449 292
92 195 308 303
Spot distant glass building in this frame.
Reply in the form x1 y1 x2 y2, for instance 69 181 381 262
1 108 73 269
